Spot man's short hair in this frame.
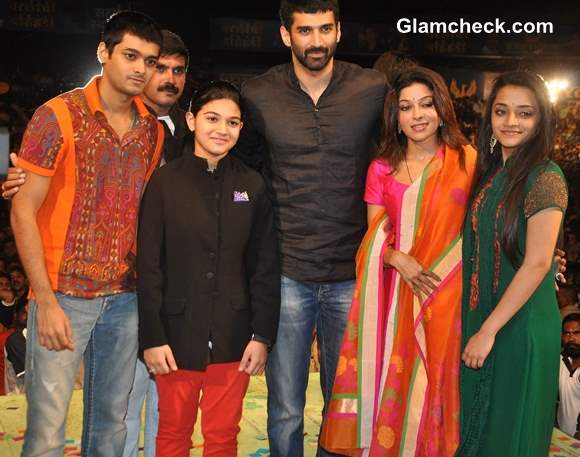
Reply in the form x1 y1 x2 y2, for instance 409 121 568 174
8 265 24 276
279 0 340 29
563 313 580 331
101 10 162 54
160 30 189 69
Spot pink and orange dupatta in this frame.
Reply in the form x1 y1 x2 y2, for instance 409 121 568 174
320 145 476 457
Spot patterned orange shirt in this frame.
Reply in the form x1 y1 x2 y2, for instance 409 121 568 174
18 76 163 298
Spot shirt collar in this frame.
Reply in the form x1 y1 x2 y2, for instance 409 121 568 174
82 76 151 119
286 60 342 93
189 153 230 177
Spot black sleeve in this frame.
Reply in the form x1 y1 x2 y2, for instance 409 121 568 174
0 303 14 328
245 181 281 344
230 94 268 172
6 331 26 376
137 173 168 351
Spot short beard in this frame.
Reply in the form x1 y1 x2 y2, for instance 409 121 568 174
563 343 580 358
292 43 336 72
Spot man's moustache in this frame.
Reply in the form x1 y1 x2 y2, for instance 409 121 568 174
305 47 329 56
158 84 178 94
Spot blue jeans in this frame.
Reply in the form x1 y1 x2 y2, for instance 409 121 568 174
266 275 354 457
123 358 159 457
23 292 138 457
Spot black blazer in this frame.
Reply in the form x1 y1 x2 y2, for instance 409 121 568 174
162 105 190 164
137 153 280 370
144 103 190 164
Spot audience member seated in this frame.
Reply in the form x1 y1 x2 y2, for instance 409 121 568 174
558 313 580 438
8 265 28 302
0 272 16 329
2 241 18 265
0 325 14 395
559 285 580 319
5 299 27 393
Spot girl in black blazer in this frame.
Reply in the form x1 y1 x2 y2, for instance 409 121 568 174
137 81 280 456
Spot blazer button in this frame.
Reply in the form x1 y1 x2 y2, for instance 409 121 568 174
206 271 215 280
209 252 216 259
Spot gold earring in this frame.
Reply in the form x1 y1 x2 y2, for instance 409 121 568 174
489 134 497 154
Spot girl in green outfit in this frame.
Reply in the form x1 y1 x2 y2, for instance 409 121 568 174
457 71 568 456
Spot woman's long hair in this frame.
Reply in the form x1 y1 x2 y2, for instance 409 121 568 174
376 66 469 172
474 71 555 266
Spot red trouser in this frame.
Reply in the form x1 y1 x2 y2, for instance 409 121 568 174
155 362 250 457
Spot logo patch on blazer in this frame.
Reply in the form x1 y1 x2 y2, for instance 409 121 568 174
233 191 250 202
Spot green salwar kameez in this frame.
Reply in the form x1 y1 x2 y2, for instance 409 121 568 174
458 161 568 457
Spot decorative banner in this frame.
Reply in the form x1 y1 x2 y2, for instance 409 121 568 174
210 18 285 52
210 17 580 58
3 0 56 31
1 0 130 33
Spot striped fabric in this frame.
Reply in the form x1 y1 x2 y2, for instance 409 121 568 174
320 145 477 457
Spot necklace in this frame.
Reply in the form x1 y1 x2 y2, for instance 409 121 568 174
99 96 137 132
403 151 436 184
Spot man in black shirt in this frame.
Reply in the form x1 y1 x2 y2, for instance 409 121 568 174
141 29 190 165
235 1 387 455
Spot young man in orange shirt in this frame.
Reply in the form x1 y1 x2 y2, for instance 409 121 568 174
10 11 163 457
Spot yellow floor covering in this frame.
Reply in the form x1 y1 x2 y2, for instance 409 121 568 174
0 373 577 456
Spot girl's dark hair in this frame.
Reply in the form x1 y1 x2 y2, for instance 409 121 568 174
188 80 242 117
102 10 162 54
377 66 469 172
474 71 554 266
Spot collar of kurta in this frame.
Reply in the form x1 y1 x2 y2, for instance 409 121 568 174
188 152 231 177
82 75 151 119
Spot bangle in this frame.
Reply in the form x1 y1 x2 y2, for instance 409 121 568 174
555 272 564 282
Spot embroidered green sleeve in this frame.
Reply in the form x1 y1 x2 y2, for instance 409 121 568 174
524 170 568 219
